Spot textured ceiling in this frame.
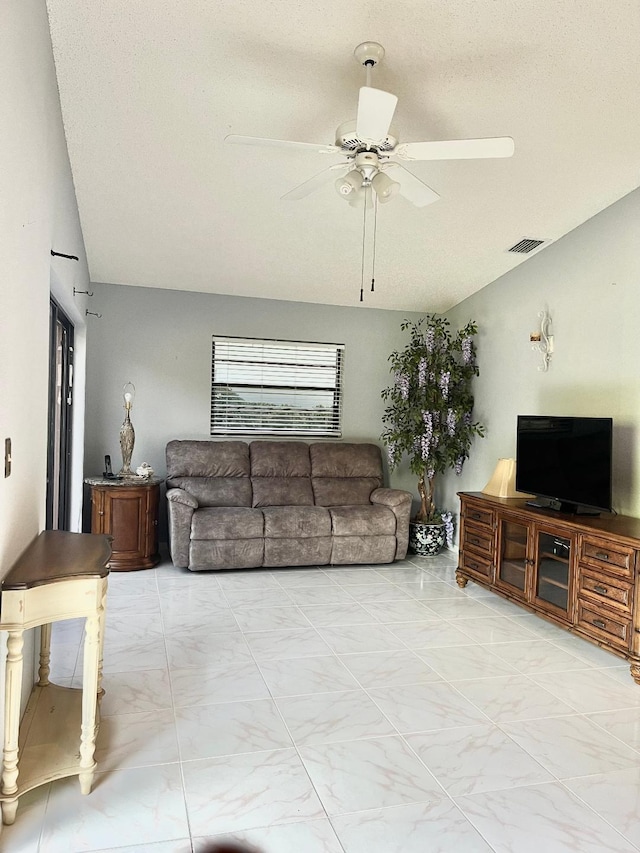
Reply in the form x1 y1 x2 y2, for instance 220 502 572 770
46 1 640 312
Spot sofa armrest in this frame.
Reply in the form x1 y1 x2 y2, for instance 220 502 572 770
370 487 412 509
167 488 198 509
370 488 412 560
166 488 198 568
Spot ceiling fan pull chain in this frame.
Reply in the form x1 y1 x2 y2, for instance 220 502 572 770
360 193 367 302
371 195 378 292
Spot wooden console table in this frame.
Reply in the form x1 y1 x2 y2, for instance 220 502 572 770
86 477 161 571
0 531 110 828
457 492 640 684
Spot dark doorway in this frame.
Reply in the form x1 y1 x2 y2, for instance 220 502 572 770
46 298 74 530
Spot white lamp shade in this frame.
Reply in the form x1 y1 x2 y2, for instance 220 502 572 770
371 170 399 202
482 458 534 498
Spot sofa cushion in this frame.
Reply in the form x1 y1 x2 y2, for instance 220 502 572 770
263 506 331 538
310 443 383 479
166 440 252 507
329 505 397 537
331 536 397 565
190 539 264 570
170 476 252 508
167 440 250 478
250 441 311 477
312 477 381 507
252 477 314 507
264 537 332 567
191 507 263 540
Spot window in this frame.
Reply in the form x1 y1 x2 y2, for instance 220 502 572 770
211 336 344 436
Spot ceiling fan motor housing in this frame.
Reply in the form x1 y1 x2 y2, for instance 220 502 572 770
334 120 397 155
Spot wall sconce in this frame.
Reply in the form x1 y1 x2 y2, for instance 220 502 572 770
530 310 553 371
482 458 534 498
118 382 136 477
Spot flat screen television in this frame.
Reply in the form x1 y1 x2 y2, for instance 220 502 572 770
515 415 613 515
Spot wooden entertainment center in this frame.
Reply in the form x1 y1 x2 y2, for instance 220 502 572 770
456 492 640 685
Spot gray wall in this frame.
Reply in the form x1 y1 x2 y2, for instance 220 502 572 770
84 285 426 535
440 187 640 527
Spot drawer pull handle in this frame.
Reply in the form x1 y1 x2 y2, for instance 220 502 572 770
471 513 481 520
592 619 607 629
469 562 478 570
469 537 480 545
595 551 609 560
593 584 608 595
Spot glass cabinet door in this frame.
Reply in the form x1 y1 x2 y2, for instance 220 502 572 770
534 531 571 615
497 520 528 594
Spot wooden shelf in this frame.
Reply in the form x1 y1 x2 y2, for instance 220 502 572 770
540 550 570 565
538 574 569 591
15 684 86 796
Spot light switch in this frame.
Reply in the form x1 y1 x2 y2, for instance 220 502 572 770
5 438 11 477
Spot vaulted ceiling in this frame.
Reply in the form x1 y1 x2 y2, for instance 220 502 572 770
46 1 640 312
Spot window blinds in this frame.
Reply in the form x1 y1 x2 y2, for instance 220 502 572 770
211 336 344 436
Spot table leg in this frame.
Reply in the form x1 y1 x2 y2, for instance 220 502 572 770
38 623 52 686
97 580 107 703
1 630 24 825
78 613 100 795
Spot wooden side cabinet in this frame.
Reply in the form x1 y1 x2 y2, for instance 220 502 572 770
86 477 161 571
457 491 640 685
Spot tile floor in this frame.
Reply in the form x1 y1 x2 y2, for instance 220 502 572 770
5 550 640 852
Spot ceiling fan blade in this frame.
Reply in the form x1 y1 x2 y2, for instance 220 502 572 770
356 87 398 144
395 136 515 161
281 165 348 201
225 134 339 154
386 164 440 208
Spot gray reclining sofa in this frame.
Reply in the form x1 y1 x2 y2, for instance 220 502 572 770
166 439 412 571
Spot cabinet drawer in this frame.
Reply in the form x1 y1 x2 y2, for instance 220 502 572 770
460 550 492 580
463 505 493 529
578 570 633 614
462 522 494 557
577 602 631 649
579 536 635 578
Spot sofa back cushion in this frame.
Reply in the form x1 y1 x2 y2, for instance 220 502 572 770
166 440 252 507
250 441 314 507
310 443 383 506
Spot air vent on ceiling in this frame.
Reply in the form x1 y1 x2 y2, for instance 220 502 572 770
507 238 547 254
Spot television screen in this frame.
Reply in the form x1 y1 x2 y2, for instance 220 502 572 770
516 415 613 513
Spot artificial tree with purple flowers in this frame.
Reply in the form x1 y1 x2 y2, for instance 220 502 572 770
381 315 485 542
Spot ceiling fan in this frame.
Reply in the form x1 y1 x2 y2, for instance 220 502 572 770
225 42 514 209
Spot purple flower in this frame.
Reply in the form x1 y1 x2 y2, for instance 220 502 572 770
462 336 473 365
421 411 433 460
418 358 427 387
447 408 456 436
441 511 454 547
425 327 435 352
427 467 435 480
455 456 464 475
395 372 409 400
387 443 395 466
439 371 450 400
